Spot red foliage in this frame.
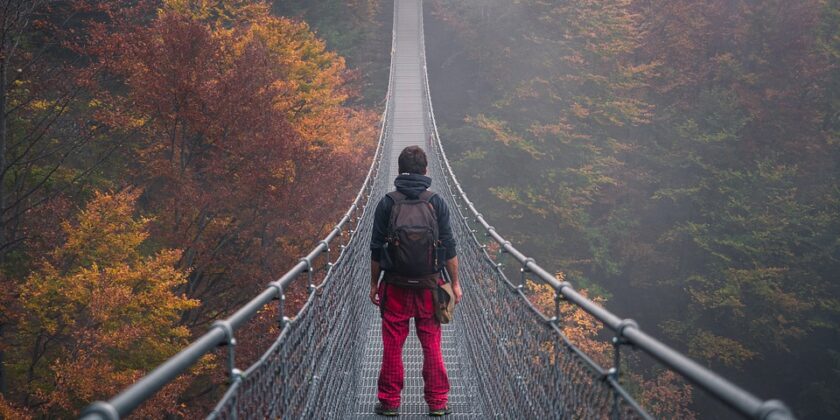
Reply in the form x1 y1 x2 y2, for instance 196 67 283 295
93 7 374 327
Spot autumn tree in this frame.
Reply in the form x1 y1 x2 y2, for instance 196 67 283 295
9 190 198 417
272 0 390 104
91 1 376 328
525 278 611 366
0 0 379 415
0 0 139 399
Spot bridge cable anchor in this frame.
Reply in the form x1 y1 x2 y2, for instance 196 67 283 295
757 399 796 420
79 401 119 420
502 240 511 253
474 213 483 223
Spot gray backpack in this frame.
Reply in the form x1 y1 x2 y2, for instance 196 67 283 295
382 190 442 288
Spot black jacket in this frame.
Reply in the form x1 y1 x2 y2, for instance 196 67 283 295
370 173 457 262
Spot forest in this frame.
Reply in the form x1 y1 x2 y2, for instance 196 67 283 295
424 0 839 418
0 0 386 417
0 0 836 418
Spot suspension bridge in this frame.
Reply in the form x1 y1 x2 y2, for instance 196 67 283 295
81 1 796 419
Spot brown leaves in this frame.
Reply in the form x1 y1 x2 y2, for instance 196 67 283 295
636 370 695 420
2 0 377 416
88 3 375 323
525 278 612 367
0 394 32 420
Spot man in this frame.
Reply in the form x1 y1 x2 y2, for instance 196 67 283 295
370 145 462 417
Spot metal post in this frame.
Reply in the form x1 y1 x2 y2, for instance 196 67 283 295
496 240 507 264
300 257 314 293
279 292 287 329
319 240 331 269
211 321 240 381
610 319 638 420
519 258 534 291
212 319 243 420
549 290 563 327
268 282 287 330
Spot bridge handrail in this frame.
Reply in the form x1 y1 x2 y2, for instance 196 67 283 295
79 15 397 420
417 10 793 420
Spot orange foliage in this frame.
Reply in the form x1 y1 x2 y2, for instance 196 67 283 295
17 190 200 417
0 394 31 420
91 2 376 327
635 370 696 420
1 0 377 416
525 275 694 417
525 276 611 367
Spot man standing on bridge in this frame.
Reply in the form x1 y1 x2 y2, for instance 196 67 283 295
370 145 462 417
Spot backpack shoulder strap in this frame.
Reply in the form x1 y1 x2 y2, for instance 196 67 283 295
418 190 435 202
386 191 405 235
387 191 406 203
418 190 439 225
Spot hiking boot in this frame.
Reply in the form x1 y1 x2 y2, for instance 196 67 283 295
428 406 452 416
375 402 399 417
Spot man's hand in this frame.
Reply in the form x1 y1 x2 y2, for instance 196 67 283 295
370 260 381 306
452 282 463 304
445 256 462 304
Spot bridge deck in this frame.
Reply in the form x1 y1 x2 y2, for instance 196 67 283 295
350 1 481 418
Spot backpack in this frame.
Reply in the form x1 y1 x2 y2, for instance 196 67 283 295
381 190 442 288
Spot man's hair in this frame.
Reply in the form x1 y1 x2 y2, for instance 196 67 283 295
398 146 428 174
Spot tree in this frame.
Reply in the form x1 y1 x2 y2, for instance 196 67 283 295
14 189 198 417
271 0 390 104
431 0 840 415
0 0 131 399
525 277 694 417
91 2 376 328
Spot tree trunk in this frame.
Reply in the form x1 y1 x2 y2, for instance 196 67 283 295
0 49 8 399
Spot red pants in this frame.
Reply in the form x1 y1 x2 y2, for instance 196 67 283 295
377 282 450 409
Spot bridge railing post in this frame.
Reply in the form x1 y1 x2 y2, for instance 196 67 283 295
299 257 314 293
519 258 534 291
211 319 243 420
608 319 638 419
268 282 289 330
336 225 346 254
549 288 564 327
318 240 331 269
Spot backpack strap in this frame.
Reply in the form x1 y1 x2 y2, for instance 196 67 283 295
385 191 404 238
388 190 435 203
418 190 436 202
385 190 436 238
387 191 406 203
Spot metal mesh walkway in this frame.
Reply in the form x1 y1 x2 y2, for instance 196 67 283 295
350 1 482 417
